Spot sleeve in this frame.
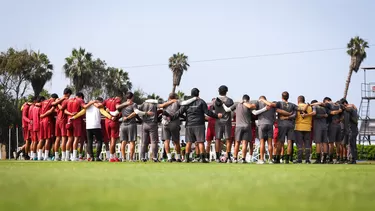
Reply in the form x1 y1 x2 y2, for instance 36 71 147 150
80 99 85 108
115 98 121 106
276 101 282 109
202 101 218 118
99 108 112 119
22 108 31 123
252 106 268 115
61 100 68 110
312 106 317 113
255 101 260 110
170 106 188 120
72 109 86 119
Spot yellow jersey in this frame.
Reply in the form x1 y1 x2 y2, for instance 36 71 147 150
295 103 312 131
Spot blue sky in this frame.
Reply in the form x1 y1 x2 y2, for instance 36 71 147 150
1 0 375 115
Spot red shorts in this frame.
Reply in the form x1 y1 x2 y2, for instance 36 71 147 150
39 120 53 139
55 120 67 137
251 126 256 144
273 128 279 145
206 127 215 141
105 119 119 139
23 127 30 140
31 131 39 142
67 119 83 137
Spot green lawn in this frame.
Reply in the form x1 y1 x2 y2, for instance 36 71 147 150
0 161 374 211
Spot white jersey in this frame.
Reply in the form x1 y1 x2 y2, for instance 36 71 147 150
85 105 102 129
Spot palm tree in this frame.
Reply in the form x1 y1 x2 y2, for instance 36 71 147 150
169 52 190 93
28 51 53 97
63 47 93 92
343 36 369 99
176 90 185 100
104 67 132 98
147 93 160 100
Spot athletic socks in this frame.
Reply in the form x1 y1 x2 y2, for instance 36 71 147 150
216 152 220 159
167 153 172 160
44 150 49 159
329 154 334 162
73 150 77 160
322 153 328 163
55 152 59 159
176 154 181 160
106 151 110 160
61 151 66 160
37 149 43 160
66 151 70 161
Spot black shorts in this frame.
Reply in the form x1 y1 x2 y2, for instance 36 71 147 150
313 129 328 143
277 125 295 142
186 126 205 143
235 126 252 142
328 123 341 143
258 124 273 140
215 121 231 140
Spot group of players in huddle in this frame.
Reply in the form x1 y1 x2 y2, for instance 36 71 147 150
16 85 359 164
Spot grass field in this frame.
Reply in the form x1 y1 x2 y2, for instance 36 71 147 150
0 161 374 211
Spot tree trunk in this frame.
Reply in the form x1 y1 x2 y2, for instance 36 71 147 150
343 68 354 99
172 85 176 94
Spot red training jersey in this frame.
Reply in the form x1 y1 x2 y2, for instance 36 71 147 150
28 104 35 131
66 97 84 118
32 105 41 132
57 98 68 122
22 103 31 128
103 97 121 112
207 105 216 129
40 98 54 121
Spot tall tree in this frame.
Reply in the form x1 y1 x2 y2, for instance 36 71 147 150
104 67 132 98
133 88 146 105
27 51 53 97
168 52 189 93
63 47 93 92
0 48 32 108
344 36 369 99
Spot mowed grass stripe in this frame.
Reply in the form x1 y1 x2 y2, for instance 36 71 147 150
0 162 374 211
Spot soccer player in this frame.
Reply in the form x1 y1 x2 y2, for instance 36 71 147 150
212 85 234 163
341 99 358 164
136 100 158 162
159 93 182 162
269 92 297 164
54 88 72 161
28 97 37 160
39 94 59 160
310 100 329 164
294 95 313 164
205 99 216 161
32 96 43 160
255 96 276 164
64 92 86 161
232 95 256 163
104 94 122 162
164 88 222 163
323 97 343 164
101 117 110 161
117 92 139 162
71 97 113 161
19 99 33 160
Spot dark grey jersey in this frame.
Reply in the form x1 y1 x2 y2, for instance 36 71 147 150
235 103 251 127
276 101 297 127
138 102 158 124
213 96 234 124
313 105 328 130
256 101 275 125
164 101 180 124
121 103 138 125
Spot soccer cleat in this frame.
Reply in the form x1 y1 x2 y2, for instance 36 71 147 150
257 160 265 165
226 158 232 163
109 158 117 162
176 159 182 163
167 159 173 163
121 158 126 162
141 158 147 162
240 159 247 164
293 160 302 164
305 160 311 164
54 157 61 161
33 157 38 161
215 158 221 163
268 160 274 164
114 157 120 162
233 159 238 163
199 158 208 163
94 157 102 162
87 157 93 162
152 158 160 162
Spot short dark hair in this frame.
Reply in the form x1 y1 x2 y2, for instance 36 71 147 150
76 92 84 100
218 85 228 95
191 88 200 97
298 95 305 103
38 96 46 102
323 97 331 102
242 94 250 101
63 88 72 95
169 93 177 100
282 91 289 101
311 100 318 104
126 92 134 100
96 97 104 102
51 93 58 99
259 96 267 100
